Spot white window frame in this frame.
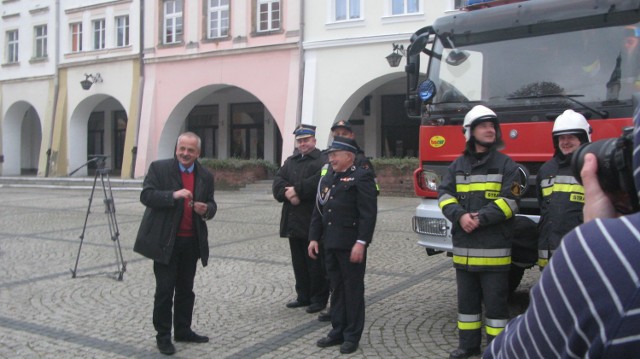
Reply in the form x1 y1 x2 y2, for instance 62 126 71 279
207 0 230 39
6 30 19 63
387 0 421 16
93 19 106 50
257 0 280 33
70 22 83 52
33 25 48 59
115 15 130 47
332 0 363 22
163 0 183 44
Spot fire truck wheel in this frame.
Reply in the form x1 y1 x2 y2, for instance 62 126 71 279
508 264 526 293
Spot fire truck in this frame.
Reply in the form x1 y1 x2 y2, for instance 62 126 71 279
406 0 639 286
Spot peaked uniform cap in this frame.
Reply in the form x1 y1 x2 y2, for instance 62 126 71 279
293 124 316 139
327 136 359 154
331 120 353 132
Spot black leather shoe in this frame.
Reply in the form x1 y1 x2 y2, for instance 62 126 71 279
449 347 481 359
340 341 358 354
174 331 209 343
157 338 176 355
306 302 326 313
316 336 344 348
317 311 331 322
286 300 310 308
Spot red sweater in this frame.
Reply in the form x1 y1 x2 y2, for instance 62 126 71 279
177 170 195 237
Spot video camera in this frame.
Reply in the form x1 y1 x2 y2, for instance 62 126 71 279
571 127 639 214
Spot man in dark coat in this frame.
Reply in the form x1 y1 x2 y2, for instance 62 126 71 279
272 124 329 314
308 136 378 355
316 120 380 322
134 132 216 355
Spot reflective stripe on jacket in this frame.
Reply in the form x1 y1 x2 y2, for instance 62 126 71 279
438 150 521 271
536 156 584 267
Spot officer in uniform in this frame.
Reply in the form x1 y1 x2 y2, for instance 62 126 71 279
308 137 378 355
537 109 592 268
317 120 379 323
329 120 377 179
273 124 329 314
438 105 521 359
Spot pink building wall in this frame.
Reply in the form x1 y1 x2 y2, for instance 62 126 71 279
135 47 300 177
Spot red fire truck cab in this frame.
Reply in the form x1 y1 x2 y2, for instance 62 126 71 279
406 0 639 265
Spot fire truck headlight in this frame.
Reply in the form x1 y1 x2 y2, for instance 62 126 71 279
423 170 441 191
418 80 436 102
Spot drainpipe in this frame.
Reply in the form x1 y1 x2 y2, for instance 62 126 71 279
130 0 145 178
45 0 61 177
295 0 305 129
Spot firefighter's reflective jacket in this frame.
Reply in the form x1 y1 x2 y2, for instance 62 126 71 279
438 150 521 272
536 155 584 267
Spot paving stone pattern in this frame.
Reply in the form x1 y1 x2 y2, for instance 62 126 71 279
0 186 539 358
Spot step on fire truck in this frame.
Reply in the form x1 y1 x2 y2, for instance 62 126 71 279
405 0 639 289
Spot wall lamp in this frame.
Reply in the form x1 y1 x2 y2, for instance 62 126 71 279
386 43 405 68
80 73 103 90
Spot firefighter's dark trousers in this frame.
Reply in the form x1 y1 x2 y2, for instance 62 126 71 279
455 269 509 350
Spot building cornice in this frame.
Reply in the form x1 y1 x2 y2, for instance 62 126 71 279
143 42 299 65
65 0 133 15
0 74 55 85
1 12 20 20
58 54 139 69
29 6 50 15
303 33 413 50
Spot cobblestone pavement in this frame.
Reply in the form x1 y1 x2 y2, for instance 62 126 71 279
0 186 539 359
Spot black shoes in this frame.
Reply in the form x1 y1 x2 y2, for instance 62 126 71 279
340 341 359 354
306 302 326 314
156 331 207 355
175 331 209 343
449 347 481 359
286 300 310 308
317 336 358 354
318 311 331 322
156 338 176 355
316 336 344 348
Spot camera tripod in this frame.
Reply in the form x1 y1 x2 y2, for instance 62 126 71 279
70 155 127 280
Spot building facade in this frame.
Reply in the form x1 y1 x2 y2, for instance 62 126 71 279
302 0 453 156
1 0 463 178
134 0 300 177
1 0 57 176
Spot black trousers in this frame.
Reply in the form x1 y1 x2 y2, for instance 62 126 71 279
325 248 367 344
153 236 199 340
289 236 329 305
455 269 509 349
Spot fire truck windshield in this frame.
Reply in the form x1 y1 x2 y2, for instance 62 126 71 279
426 22 640 117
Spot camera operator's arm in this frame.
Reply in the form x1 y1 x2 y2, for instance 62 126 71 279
581 153 618 222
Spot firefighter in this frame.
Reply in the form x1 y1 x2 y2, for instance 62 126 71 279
317 120 379 323
536 109 592 269
438 105 521 359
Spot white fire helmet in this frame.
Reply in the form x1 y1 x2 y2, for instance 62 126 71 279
552 109 592 143
462 105 499 142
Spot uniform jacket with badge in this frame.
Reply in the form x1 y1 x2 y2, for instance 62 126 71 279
537 154 584 252
273 148 325 239
321 150 378 194
438 149 521 272
308 166 377 250
355 150 376 178
134 158 217 266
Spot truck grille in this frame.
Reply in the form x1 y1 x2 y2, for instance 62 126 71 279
412 216 448 236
